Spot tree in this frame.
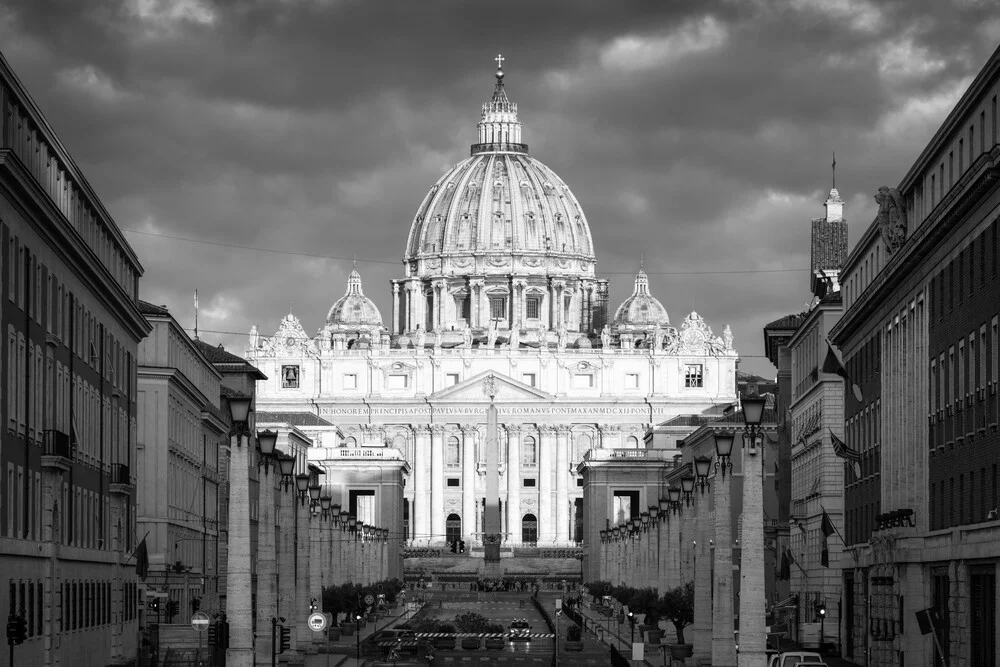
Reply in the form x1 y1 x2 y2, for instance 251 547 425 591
454 612 505 635
627 588 661 626
660 582 695 645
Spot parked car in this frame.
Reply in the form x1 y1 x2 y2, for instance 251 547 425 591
767 651 827 667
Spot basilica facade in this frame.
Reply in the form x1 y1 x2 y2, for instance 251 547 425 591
247 61 739 548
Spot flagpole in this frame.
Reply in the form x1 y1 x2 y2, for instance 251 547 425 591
124 530 151 565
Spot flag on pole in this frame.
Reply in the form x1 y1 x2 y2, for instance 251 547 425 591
779 549 790 580
829 429 863 478
821 543 830 567
134 536 150 581
821 509 836 538
822 342 863 402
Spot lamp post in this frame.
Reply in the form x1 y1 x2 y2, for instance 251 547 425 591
225 395 254 667
255 430 280 666
736 393 768 667
293 468 314 655
306 468 325 652
692 455 713 664
711 432 737 667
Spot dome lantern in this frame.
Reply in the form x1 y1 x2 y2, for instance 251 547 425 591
474 53 525 154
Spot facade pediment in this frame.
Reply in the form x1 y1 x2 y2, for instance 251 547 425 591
429 371 553 402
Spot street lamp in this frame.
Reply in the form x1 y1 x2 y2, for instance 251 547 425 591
295 474 310 506
681 476 695 506
308 483 322 508
736 392 768 667
320 495 332 520
257 429 278 473
694 455 712 494
277 453 296 491
668 486 682 513
711 430 738 667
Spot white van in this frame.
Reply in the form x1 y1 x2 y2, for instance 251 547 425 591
767 651 827 667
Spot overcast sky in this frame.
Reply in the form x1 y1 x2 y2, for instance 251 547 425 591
2 0 998 378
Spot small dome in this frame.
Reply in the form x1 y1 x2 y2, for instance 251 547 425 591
326 269 383 327
575 336 592 349
613 270 669 329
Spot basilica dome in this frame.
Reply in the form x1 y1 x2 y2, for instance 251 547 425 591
613 270 669 330
403 65 596 280
326 268 383 327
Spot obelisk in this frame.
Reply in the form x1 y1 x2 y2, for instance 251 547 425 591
483 375 502 564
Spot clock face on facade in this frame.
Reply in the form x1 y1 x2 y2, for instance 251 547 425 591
286 337 296 348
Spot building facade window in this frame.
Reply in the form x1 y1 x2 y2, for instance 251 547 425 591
521 373 536 387
446 373 459 386
489 296 507 320
521 436 537 467
387 374 408 390
522 514 538 544
526 296 540 320
685 364 703 388
625 373 639 389
343 373 357 390
446 436 460 468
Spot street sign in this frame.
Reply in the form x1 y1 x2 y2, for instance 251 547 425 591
308 612 328 632
191 612 210 632
555 598 562 609
364 594 375 606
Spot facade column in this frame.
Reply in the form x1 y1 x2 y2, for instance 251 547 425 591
692 485 712 666
538 425 556 544
737 443 767 667
666 510 679 590
414 427 430 546
506 425 521 543
555 426 570 544
470 278 485 329
255 469 277 666
712 466 737 667
461 425 477 542
225 435 253 667
430 425 445 545
432 281 444 331
308 508 324 650
276 483 299 664
293 495 314 655
391 283 400 334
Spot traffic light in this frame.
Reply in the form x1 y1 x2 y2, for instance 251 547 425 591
167 600 180 618
459 540 466 553
222 621 231 649
207 623 218 647
148 599 160 613
13 615 26 645
816 602 826 620
191 598 201 612
450 541 458 554
6 614 20 646
279 625 292 653
310 597 318 613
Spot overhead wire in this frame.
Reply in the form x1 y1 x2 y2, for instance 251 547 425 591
122 227 807 276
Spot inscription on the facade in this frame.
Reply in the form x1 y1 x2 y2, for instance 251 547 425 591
319 405 664 418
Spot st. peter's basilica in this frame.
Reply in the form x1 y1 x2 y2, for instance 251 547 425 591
246 61 738 547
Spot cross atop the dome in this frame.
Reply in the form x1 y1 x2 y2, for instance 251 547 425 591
495 53 505 69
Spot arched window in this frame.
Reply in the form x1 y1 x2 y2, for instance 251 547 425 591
446 436 461 467
522 514 538 545
574 434 592 462
392 435 410 463
446 513 462 544
521 436 537 467
344 436 357 447
625 435 639 448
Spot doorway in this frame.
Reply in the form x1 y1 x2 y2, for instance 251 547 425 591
445 513 462 545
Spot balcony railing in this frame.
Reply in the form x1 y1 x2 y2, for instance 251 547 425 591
584 449 678 462
43 429 72 458
112 464 131 486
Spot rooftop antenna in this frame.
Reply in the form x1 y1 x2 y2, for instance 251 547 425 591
193 289 199 341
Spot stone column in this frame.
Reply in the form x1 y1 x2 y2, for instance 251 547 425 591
276 483 300 664
712 466 737 667
413 426 430 545
538 426 556 544
308 508 324 650
293 496 314 655
506 426 521 543
692 485 712 666
470 279 485 329
737 442 766 667
666 511 679 591
430 426 445 545
432 281 444 331
391 283 400 334
461 425 477 542
226 435 254 667
255 468 277 666
555 427 570 544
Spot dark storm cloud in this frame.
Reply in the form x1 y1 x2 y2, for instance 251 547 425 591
1 0 997 376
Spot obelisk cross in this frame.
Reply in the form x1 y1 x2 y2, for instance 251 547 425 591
482 375 502 561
